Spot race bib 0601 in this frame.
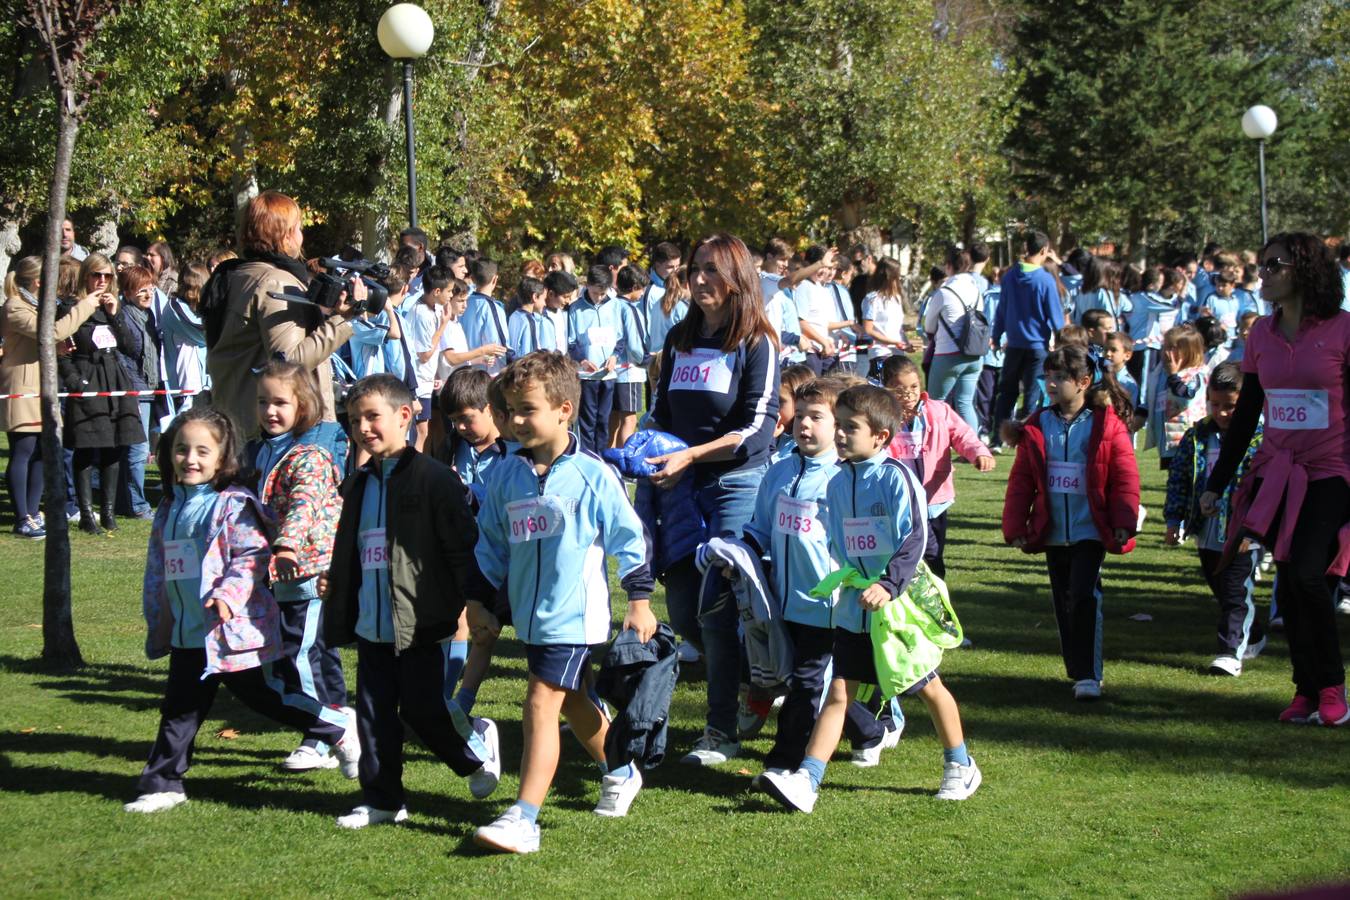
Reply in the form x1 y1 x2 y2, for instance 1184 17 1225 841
842 516 890 556
359 528 388 571
1265 389 1329 431
91 325 117 350
668 349 734 393
506 497 566 544
163 539 201 581
1047 460 1086 495
774 495 819 538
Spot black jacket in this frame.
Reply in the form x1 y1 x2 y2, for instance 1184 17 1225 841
59 306 146 449
595 623 680 771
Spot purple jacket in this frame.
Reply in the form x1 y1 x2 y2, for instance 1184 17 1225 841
142 484 282 675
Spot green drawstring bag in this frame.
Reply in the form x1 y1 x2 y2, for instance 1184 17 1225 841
811 561 963 699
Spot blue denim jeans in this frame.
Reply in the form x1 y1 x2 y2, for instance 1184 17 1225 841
927 353 982 432
661 462 767 737
993 346 1048 445
119 399 153 516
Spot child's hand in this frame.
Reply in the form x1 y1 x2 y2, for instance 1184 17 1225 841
623 599 658 643
317 572 330 599
1113 528 1130 545
204 597 233 623
974 455 995 473
466 601 500 643
1010 536 1026 550
1164 525 1180 545
579 359 599 374
859 583 891 611
273 549 301 582
1131 412 1146 432
1163 348 1180 374
603 356 617 373
1198 491 1219 518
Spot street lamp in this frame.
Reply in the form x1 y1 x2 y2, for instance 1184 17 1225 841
1241 105 1278 244
378 3 435 229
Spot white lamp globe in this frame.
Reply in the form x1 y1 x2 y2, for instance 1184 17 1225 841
378 4 434 59
1242 105 1278 140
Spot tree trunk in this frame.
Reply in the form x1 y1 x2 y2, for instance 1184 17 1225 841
226 69 258 243
0 218 21 281
90 215 119 256
360 68 403 261
38 98 83 671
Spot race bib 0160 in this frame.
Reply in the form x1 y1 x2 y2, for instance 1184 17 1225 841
163 539 201 581
359 528 389 571
1265 389 1329 431
1047 460 1087 495
842 516 890 556
506 497 566 544
774 495 819 538
668 348 734 393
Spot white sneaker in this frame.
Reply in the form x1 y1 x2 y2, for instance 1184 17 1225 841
679 727 740 766
850 720 903 768
760 767 818 813
124 791 187 813
283 744 338 771
1136 504 1148 532
1338 597 1350 616
474 807 541 854
336 804 408 829
675 641 701 663
751 767 789 789
1209 655 1242 677
935 756 982 800
333 712 361 780
1073 679 1102 701
467 718 501 799
593 766 643 817
1242 636 1267 661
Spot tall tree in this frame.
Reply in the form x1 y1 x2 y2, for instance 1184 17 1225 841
22 0 124 671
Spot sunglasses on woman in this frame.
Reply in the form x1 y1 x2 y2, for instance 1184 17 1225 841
1258 259 1292 274
89 272 114 281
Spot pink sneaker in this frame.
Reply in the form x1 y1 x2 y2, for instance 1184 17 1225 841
1277 694 1317 724
1315 685 1349 726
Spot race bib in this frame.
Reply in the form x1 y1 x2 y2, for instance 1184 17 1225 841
1265 389 1329 431
842 516 890 556
1047 460 1086 495
1206 446 1221 471
163 540 201 581
91 325 117 350
359 528 389 571
774 495 818 538
668 349 734 393
506 497 566 544
586 326 616 349
891 431 919 460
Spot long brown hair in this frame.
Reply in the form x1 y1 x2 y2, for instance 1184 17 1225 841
156 406 248 496
671 233 777 354
661 265 689 317
257 359 323 437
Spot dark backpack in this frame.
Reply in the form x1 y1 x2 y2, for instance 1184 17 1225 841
937 278 991 357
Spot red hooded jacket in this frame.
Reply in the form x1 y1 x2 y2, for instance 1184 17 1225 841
1002 406 1140 554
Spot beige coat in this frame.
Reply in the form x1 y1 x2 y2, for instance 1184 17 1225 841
0 294 99 432
206 260 353 437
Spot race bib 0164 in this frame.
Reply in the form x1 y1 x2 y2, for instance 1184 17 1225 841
1265 389 1329 431
506 497 566 544
668 348 734 393
1047 460 1087 495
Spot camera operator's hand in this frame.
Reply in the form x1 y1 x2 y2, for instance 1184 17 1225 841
332 277 369 319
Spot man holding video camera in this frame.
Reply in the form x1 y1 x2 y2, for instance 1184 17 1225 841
204 191 367 439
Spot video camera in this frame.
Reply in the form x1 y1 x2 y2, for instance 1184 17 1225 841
306 257 390 316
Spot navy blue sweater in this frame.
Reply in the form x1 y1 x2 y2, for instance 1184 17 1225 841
993 263 1063 350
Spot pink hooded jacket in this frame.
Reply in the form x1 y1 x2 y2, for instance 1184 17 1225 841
886 393 991 507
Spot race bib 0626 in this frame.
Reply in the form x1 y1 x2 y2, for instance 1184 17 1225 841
1265 389 1329 431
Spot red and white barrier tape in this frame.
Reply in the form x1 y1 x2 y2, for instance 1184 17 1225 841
0 388 202 400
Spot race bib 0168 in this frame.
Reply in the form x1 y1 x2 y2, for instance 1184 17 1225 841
842 516 890 557
1047 460 1086 495
1265 389 1329 431
668 348 734 393
359 528 389 571
774 495 819 538
506 497 566 544
163 539 201 581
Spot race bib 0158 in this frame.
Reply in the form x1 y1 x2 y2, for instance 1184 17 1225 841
359 528 389 571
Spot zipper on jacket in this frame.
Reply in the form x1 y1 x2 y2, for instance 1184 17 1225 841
526 454 566 642
169 499 187 648
377 473 390 645
783 456 807 606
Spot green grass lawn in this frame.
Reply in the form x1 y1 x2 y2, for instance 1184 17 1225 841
0 443 1347 898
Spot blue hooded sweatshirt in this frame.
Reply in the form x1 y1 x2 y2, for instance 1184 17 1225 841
993 263 1063 351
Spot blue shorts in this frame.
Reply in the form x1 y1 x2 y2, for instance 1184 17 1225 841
417 397 433 423
525 643 593 691
831 628 877 684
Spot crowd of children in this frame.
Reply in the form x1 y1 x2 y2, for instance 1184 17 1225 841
8 226 1345 852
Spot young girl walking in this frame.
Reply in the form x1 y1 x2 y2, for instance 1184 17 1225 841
1003 345 1140 701
1146 325 1209 469
251 361 355 773
125 406 359 814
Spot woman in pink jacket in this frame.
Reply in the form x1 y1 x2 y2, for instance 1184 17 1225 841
881 354 995 577
1202 233 1350 727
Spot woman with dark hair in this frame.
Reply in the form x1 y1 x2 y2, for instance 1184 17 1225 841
1202 232 1350 726
115 265 161 518
146 241 178 298
61 254 147 534
646 233 781 766
203 190 363 439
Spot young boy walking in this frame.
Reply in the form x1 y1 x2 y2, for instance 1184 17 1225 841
323 374 502 829
472 352 656 854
